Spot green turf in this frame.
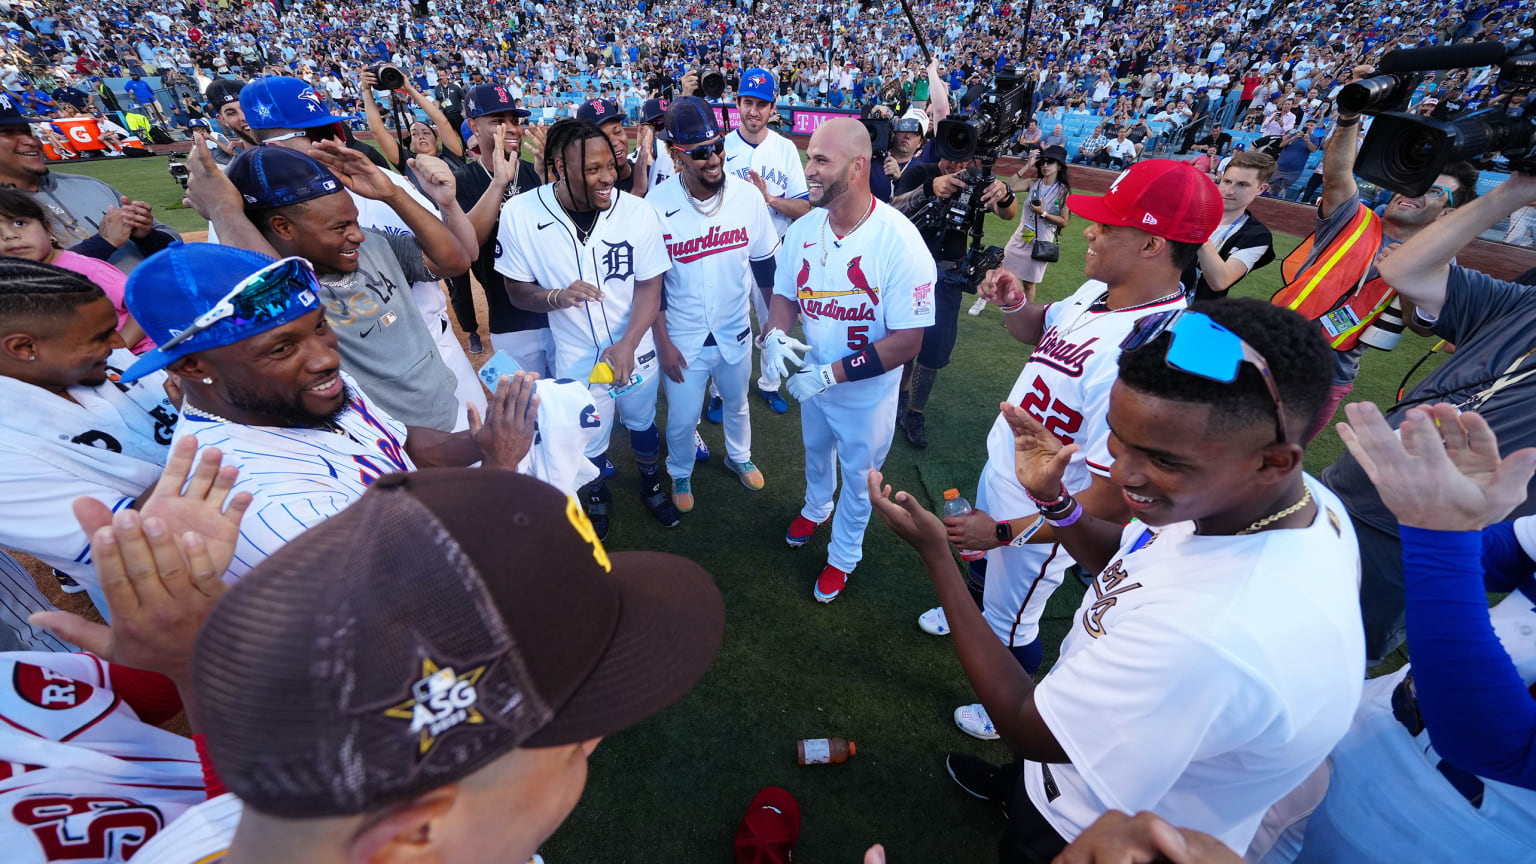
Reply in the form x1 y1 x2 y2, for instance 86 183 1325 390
58 157 1441 861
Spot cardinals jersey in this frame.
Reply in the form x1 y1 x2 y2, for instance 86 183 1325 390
495 184 671 380
982 281 1188 514
650 174 779 367
723 129 808 238
773 198 936 385
0 652 205 863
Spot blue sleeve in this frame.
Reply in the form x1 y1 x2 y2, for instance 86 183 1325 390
749 256 776 288
1482 520 1536 593
1401 526 1536 789
68 233 118 261
1430 265 1535 347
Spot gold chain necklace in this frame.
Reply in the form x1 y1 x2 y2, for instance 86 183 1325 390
1237 486 1313 535
819 198 875 266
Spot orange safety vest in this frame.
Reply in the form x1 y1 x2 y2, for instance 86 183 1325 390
1271 203 1396 351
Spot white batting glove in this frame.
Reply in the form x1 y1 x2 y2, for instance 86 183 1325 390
785 363 837 401
761 329 811 383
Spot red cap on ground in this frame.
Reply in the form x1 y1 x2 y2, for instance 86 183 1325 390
1066 158 1222 244
733 786 802 864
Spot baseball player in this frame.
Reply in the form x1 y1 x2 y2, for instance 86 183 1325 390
649 97 779 513
721 68 810 415
761 118 935 603
640 97 675 192
932 160 1217 741
577 98 653 196
497 117 677 539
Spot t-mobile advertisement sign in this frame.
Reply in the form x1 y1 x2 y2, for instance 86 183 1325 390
706 106 860 136
710 106 742 130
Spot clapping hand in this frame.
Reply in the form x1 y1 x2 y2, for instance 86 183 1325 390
1337 402 1536 532
469 370 541 470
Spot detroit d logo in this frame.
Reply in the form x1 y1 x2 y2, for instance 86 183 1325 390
601 241 634 282
383 657 489 757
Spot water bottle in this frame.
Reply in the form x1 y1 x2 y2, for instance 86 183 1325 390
942 489 986 562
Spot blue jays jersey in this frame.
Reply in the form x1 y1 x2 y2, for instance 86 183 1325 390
724 128 808 238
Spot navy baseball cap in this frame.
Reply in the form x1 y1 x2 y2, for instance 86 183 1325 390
240 76 358 131
739 68 776 102
0 91 43 126
224 146 343 209
641 97 670 123
466 83 530 118
204 78 245 109
576 98 623 126
663 96 722 146
121 244 323 382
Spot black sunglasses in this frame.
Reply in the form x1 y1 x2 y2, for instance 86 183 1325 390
673 139 724 161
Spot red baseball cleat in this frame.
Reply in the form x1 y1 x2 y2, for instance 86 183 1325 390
785 514 826 548
814 564 849 604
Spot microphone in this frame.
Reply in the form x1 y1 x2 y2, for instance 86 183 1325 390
1379 42 1509 76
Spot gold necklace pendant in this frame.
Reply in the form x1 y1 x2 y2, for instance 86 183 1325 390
1238 486 1313 535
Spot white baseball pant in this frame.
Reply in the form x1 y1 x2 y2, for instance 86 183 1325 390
664 344 751 479
489 328 557 379
976 466 1076 648
799 377 899 573
585 351 661 459
710 288 778 398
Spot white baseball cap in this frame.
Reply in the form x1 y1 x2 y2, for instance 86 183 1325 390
900 107 929 137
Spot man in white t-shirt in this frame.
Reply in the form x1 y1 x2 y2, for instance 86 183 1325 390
871 298 1364 859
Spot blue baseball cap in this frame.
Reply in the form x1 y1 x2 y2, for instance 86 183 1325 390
121 244 322 382
466 83 530 118
739 68 776 103
663 96 721 146
641 97 670 123
240 76 358 130
224 146 343 209
460 119 473 143
576 98 623 126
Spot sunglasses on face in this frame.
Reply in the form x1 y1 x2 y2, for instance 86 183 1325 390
1422 184 1454 200
1120 309 1290 444
674 139 724 160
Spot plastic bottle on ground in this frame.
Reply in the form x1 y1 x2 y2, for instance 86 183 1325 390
941 488 986 562
797 737 856 765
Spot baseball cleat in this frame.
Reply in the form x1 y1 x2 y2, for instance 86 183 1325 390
671 476 695 513
954 704 1001 740
726 459 764 490
580 480 612 541
813 564 850 603
902 410 929 448
918 606 950 635
945 753 1008 807
706 395 723 424
53 569 86 594
694 429 710 462
467 332 484 354
785 514 827 547
640 472 681 527
757 387 789 414
967 297 989 316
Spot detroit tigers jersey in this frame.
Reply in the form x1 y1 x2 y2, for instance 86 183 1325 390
176 371 416 582
650 174 779 366
724 128 809 237
982 282 1188 513
0 652 204 863
773 198 936 385
1024 477 1364 852
494 183 671 380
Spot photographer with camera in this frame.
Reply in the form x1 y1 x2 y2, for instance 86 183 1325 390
869 109 929 204
888 123 1018 448
359 67 466 195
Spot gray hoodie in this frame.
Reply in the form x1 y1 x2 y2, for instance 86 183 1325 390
31 171 181 273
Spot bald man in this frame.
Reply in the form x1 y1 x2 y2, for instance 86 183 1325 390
761 118 937 603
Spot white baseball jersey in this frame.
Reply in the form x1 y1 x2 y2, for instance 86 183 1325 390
647 135 674 191
724 128 809 237
0 652 205 863
650 174 779 367
176 371 416 582
1024 477 1364 852
773 198 937 379
494 184 671 380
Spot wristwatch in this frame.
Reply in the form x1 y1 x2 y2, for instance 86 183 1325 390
995 521 1013 543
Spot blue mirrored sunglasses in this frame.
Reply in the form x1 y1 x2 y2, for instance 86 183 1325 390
1119 309 1290 444
158 256 321 352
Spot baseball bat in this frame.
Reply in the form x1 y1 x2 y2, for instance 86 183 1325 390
895 0 932 65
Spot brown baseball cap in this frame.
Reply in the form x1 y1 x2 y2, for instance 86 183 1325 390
191 469 724 818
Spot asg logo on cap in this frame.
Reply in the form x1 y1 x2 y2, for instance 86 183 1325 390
382 657 491 757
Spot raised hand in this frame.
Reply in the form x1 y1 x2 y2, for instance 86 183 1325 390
977 268 1026 308
1000 402 1076 501
867 469 949 557
469 370 541 470
181 132 245 219
490 124 517 188
406 151 458 207
310 139 400 201
1337 402 1536 532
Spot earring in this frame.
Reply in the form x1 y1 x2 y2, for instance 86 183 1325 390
28 355 36 361
202 377 213 384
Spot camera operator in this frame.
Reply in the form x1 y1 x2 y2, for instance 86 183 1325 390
870 109 928 204
359 68 466 194
888 134 1018 448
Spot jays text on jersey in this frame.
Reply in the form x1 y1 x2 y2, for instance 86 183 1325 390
724 128 809 238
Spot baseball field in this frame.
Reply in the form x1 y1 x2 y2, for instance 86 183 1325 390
53 155 1431 862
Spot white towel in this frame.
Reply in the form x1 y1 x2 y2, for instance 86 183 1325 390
516 379 601 496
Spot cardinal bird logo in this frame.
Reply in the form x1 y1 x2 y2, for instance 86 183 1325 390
796 258 811 291
846 256 879 305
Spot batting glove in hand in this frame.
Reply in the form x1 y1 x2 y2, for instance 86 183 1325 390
786 363 837 401
762 329 811 382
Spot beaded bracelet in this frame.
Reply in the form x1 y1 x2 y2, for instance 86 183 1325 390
1025 482 1070 512
1001 299 1029 314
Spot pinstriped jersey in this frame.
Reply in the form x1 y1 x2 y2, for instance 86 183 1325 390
176 371 415 582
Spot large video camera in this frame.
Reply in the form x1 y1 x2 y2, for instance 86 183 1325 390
647 68 726 102
908 66 1032 282
1342 39 1536 197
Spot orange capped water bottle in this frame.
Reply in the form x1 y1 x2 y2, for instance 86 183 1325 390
797 737 856 765
942 489 986 561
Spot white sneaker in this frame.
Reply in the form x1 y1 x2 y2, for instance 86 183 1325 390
954 703 1001 740
918 606 950 635
967 297 989 316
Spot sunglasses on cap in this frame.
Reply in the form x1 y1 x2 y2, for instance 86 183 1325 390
673 138 724 160
264 124 343 144
158 257 322 353
893 118 923 133
1119 309 1289 444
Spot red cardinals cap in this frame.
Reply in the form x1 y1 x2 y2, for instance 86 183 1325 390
192 469 724 818
1066 159 1221 244
734 787 802 864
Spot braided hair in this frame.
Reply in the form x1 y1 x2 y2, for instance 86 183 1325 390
543 117 612 209
0 257 105 322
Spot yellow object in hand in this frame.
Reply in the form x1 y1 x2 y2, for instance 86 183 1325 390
589 361 615 384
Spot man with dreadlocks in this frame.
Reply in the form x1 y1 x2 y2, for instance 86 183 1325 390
0 258 179 619
497 117 676 539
